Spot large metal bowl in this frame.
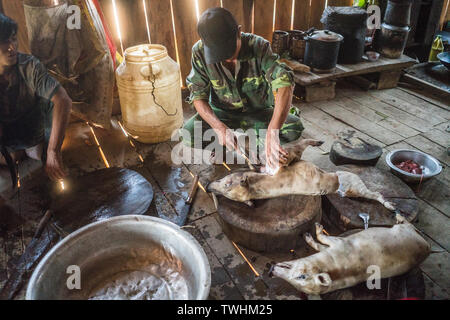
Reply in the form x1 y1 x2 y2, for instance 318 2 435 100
386 149 442 184
26 216 211 300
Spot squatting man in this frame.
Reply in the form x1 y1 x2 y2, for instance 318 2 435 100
180 7 304 171
0 13 72 182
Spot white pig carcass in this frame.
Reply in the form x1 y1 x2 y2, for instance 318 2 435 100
272 215 430 295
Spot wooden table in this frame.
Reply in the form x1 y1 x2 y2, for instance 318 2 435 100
294 55 417 102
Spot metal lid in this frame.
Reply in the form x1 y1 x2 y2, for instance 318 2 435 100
308 30 343 42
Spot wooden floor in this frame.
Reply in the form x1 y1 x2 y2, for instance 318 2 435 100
0 82 448 300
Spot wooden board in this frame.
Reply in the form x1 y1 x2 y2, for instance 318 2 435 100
292 0 311 31
217 194 322 252
253 0 275 42
222 0 252 33
309 0 326 29
294 55 416 86
274 0 293 31
323 165 419 231
171 0 199 87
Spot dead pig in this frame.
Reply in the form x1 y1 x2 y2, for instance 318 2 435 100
207 158 396 210
271 215 430 295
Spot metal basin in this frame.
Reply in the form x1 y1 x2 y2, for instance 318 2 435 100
26 216 211 300
386 149 442 184
437 52 450 70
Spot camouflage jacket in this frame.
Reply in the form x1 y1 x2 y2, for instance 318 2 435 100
186 33 294 115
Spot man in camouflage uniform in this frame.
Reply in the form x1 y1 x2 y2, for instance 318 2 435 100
183 7 304 168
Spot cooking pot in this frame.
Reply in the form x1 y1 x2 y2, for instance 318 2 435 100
304 30 344 73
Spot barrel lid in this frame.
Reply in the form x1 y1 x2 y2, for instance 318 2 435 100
308 30 343 42
125 44 168 62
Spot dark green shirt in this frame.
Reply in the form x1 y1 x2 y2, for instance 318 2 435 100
186 33 294 115
0 53 59 124
0 53 60 149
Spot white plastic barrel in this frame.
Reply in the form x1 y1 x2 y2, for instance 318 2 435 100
116 44 183 143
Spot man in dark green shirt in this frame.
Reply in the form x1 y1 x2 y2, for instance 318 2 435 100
183 7 304 169
0 14 72 181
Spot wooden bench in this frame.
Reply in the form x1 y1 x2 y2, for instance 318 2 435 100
293 55 417 102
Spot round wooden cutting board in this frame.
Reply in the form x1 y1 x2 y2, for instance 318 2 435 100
217 194 322 252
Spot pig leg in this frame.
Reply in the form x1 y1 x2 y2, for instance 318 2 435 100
286 139 325 162
335 171 396 211
315 223 341 247
304 232 328 251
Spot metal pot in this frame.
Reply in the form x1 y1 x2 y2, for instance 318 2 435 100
304 30 344 73
26 216 211 300
384 0 413 27
377 23 410 59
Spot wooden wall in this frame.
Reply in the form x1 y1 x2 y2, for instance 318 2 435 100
2 0 448 87
96 0 354 86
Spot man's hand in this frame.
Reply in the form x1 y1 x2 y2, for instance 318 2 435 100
265 128 288 172
45 150 67 181
215 124 239 152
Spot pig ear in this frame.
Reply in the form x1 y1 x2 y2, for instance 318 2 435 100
314 273 332 287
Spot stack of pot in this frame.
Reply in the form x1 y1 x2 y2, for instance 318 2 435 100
321 6 368 64
376 0 413 59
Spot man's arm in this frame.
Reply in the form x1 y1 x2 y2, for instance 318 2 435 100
46 86 72 181
193 99 237 151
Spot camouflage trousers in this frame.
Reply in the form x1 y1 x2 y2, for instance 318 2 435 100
181 107 304 149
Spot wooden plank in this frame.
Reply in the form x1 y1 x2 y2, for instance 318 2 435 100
415 199 450 251
171 0 199 87
333 95 420 138
222 0 252 32
292 0 311 31
1 0 30 53
193 214 272 299
147 0 178 66
253 0 275 42
327 0 353 6
294 55 416 86
398 87 450 112
423 273 449 300
312 101 404 145
406 135 450 167
126 0 150 47
309 0 326 29
274 0 293 31
198 0 220 15
242 0 254 33
422 129 450 149
340 89 435 133
297 104 386 147
386 89 450 121
368 90 447 126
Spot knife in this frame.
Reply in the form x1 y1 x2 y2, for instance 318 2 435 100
176 174 199 226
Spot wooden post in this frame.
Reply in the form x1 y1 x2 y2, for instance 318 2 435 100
377 70 402 90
